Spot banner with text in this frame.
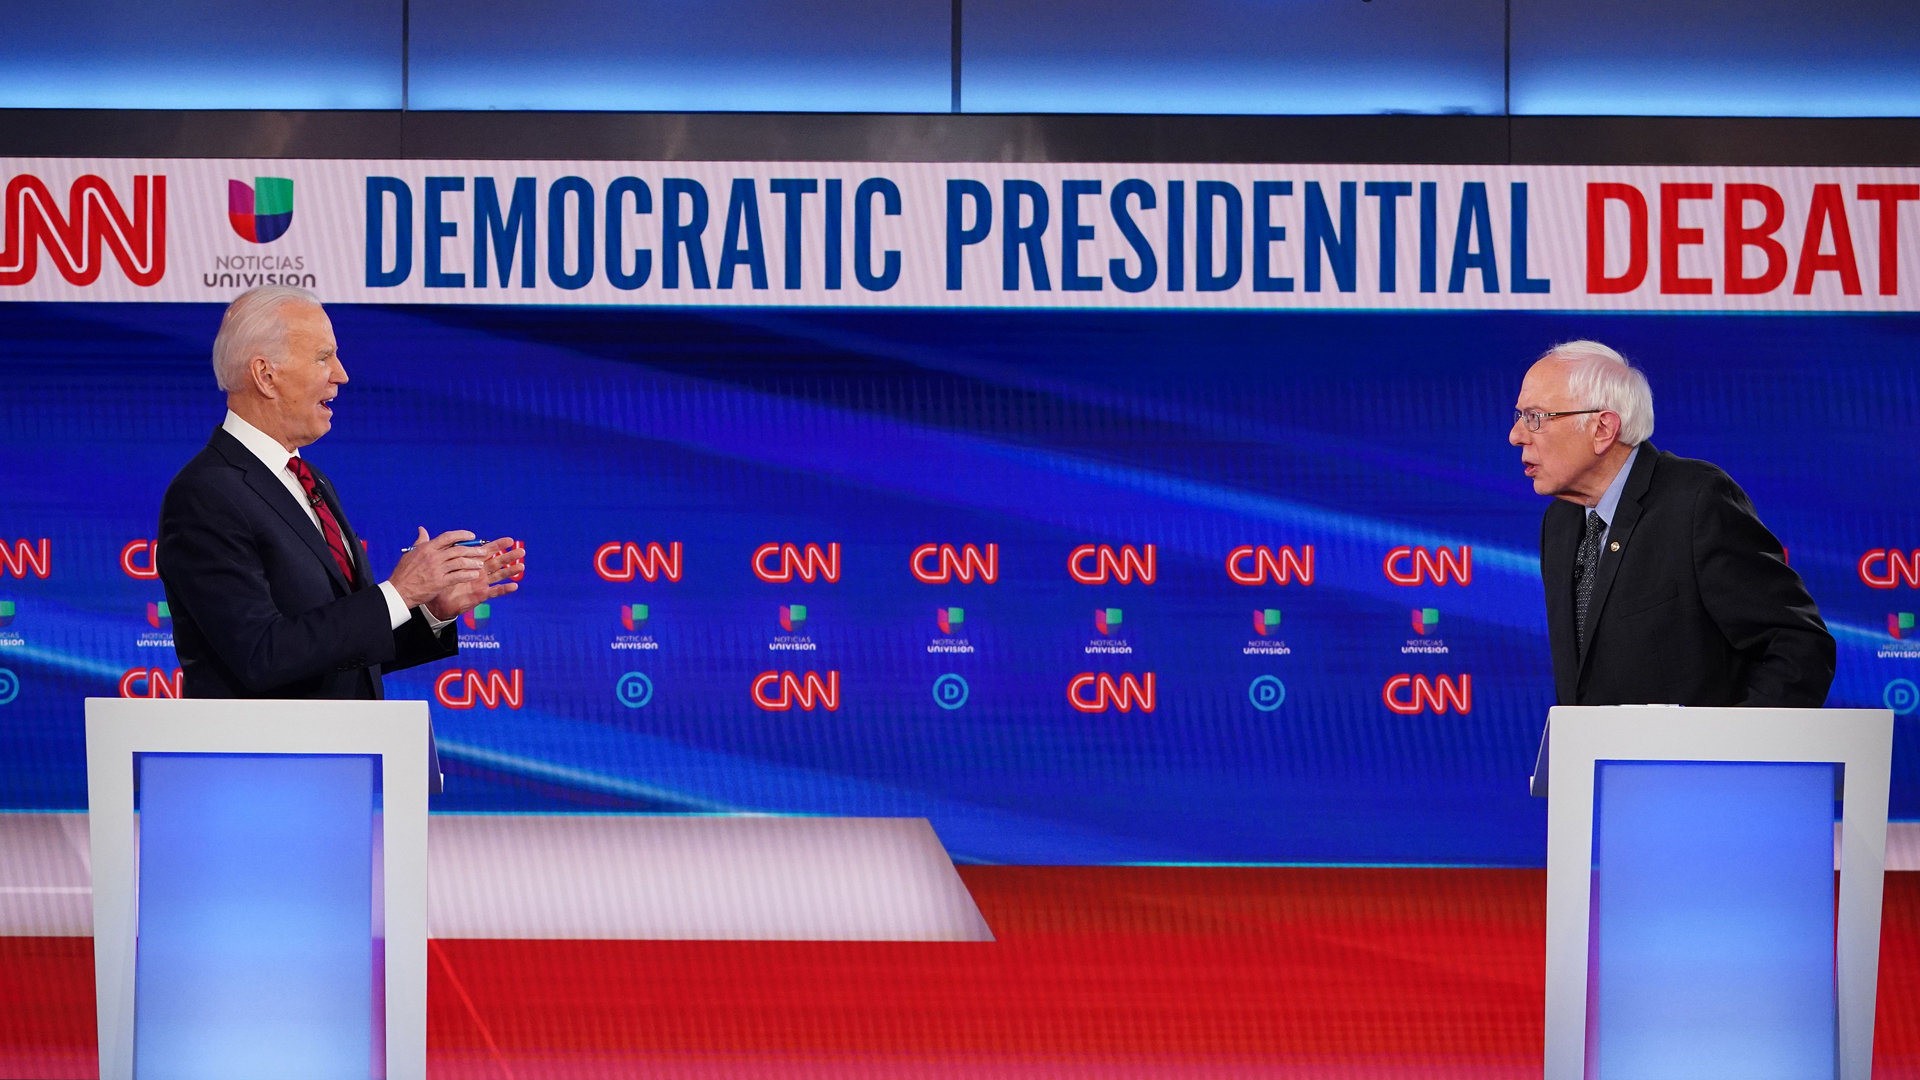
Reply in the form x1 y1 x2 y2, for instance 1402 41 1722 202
4 159 1918 310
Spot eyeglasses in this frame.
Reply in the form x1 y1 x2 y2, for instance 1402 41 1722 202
1513 408 1601 432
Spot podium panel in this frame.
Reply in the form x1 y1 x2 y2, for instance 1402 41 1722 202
1591 761 1836 1079
1541 707 1892 1080
86 698 429 1080
134 754 376 1080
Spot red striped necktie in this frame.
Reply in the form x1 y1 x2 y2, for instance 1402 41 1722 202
285 456 359 587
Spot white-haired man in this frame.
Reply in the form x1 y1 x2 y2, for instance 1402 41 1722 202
158 288 523 775
1510 340 1833 715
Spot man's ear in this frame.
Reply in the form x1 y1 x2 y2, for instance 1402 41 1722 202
249 355 278 399
1591 410 1622 454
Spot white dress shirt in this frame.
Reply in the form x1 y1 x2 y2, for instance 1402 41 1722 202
222 410 452 632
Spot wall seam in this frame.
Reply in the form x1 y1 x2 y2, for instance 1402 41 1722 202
951 0 963 114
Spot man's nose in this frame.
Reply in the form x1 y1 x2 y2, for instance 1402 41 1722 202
1508 419 1527 446
331 358 349 384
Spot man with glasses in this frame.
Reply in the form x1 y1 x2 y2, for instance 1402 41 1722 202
1509 340 1833 715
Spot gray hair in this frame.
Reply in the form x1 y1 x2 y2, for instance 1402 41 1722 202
1539 339 1655 446
210 285 322 392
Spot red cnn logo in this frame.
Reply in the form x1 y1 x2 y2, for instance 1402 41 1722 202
119 667 183 698
1225 545 1315 585
751 670 841 711
435 669 525 709
1067 672 1157 713
1860 550 1920 589
121 540 159 579
753 543 840 583
1382 674 1472 714
1 174 166 286
1383 546 1471 586
594 542 682 582
1069 544 1155 585
911 543 998 584
0 540 50 580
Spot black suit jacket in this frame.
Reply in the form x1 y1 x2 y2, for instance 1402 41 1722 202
1540 442 1834 708
158 428 456 790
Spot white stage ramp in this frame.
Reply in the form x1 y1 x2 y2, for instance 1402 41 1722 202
0 813 993 942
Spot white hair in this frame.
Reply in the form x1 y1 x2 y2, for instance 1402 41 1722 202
1539 339 1655 446
210 285 322 392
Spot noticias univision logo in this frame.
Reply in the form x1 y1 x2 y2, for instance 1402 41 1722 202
1095 608 1122 636
1412 608 1439 635
228 177 293 243
463 602 491 631
1892 613 1915 639
937 607 964 635
621 603 650 632
0 600 13 629
146 601 170 630
1252 608 1280 636
779 604 807 633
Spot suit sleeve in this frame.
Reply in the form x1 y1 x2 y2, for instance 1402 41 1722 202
385 608 458 674
1690 473 1836 707
158 475 400 693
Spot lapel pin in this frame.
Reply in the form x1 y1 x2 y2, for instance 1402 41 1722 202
1609 541 1620 551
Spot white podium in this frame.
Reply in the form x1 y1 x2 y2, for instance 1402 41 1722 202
86 698 431 1080
1539 706 1893 1080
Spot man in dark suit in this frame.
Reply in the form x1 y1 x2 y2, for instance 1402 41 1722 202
1510 340 1833 710
158 286 524 711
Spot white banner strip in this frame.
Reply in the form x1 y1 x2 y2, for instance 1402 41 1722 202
3 159 1917 310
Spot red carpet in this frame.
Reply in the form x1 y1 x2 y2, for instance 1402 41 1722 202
5 868 1918 1078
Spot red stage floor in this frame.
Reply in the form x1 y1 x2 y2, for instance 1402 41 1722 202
5 868 1917 1079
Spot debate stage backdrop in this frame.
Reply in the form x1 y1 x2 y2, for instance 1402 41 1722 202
1 158 1917 866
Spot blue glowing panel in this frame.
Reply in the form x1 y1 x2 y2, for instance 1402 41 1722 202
1511 0 1920 116
0 0 401 109
1592 761 1836 1080
408 0 950 112
135 754 375 1080
962 0 1504 115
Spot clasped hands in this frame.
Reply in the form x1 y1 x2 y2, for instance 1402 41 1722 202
389 528 526 622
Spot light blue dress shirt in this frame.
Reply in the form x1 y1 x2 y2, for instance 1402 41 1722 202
1591 443 1642 550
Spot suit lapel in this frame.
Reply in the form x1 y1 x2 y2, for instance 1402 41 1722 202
1576 443 1659 671
210 428 352 593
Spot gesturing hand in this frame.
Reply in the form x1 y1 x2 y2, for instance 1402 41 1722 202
388 528 489 609
424 535 525 622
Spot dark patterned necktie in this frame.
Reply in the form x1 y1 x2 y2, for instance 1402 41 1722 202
1574 510 1605 652
285 456 359 587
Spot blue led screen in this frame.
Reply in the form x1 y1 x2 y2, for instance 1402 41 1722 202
0 304 1914 865
961 0 1506 116
408 0 952 112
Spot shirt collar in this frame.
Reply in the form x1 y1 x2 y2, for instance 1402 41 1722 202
1593 443 1641 527
222 409 298 473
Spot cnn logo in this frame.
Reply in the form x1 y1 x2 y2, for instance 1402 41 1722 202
595 542 682 582
1383 546 1471 586
911 543 998 583
1225 545 1314 586
752 670 840 711
119 667 183 698
1069 544 1155 585
1382 674 1471 714
753 543 840 583
0 540 50 580
1861 549 1920 589
435 669 524 709
1067 672 1156 713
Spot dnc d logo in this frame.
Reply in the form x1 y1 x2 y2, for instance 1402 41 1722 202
228 177 293 243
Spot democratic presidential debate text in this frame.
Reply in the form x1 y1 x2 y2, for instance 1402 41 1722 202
4 161 1916 310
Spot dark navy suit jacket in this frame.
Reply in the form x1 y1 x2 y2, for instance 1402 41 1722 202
158 427 455 784
1539 442 1834 708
